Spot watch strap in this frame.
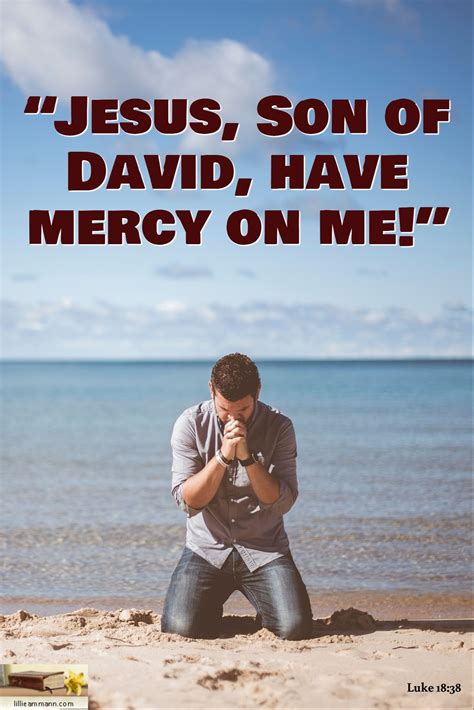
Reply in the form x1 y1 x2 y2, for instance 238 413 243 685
239 452 258 467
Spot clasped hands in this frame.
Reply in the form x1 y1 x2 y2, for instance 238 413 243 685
221 417 250 462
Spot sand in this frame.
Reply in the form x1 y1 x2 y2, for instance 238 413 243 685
0 607 472 709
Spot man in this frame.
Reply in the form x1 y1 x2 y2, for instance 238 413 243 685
161 353 313 640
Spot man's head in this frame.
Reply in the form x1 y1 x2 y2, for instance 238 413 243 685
209 353 261 424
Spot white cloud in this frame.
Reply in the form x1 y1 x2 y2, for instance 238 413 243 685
362 310 386 324
1 297 471 359
154 300 188 317
0 0 274 151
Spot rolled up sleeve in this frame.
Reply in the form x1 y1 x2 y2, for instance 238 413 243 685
259 419 298 517
170 413 205 518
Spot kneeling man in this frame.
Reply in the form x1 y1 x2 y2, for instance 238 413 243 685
162 353 313 639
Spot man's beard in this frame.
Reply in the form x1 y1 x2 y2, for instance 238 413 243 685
217 413 245 433
215 408 249 433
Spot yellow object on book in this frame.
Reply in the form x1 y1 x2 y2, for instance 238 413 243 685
64 670 86 696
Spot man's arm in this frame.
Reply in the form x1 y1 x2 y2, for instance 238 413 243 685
232 417 298 515
181 457 227 509
245 461 281 504
171 413 241 515
228 418 280 504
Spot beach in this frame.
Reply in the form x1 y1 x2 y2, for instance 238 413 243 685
1 361 472 707
1 606 472 709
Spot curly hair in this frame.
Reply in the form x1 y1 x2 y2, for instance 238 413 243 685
210 353 261 401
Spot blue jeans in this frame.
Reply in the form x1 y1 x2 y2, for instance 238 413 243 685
161 546 313 640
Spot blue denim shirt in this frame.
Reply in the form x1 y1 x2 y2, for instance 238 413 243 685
170 399 298 571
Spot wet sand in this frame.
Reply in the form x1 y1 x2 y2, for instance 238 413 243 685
1 590 472 620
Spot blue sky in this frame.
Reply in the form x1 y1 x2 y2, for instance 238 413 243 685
0 0 472 359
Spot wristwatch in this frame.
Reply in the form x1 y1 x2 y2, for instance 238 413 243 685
238 452 258 467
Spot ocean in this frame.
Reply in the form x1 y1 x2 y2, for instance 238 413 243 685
1 360 472 614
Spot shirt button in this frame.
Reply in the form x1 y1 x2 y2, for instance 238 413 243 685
228 477 232 482
231 518 235 523
232 539 237 543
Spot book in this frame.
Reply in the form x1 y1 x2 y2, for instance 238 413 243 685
7 671 65 692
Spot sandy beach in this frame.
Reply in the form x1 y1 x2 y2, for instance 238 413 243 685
1 606 472 709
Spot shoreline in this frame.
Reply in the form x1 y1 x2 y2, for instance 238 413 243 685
2 590 472 620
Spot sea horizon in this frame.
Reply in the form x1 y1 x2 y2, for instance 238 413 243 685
1 357 472 363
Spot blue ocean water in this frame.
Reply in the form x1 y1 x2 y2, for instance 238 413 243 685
1 360 472 603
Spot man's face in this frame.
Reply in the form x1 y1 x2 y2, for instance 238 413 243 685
209 384 260 425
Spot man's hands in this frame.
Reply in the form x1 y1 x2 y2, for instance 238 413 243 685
221 417 250 461
222 416 280 504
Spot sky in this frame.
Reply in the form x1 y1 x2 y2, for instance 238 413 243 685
0 0 472 359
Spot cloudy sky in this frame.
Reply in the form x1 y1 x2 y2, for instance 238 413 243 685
0 0 472 359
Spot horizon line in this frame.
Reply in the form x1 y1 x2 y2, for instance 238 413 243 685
1 357 472 364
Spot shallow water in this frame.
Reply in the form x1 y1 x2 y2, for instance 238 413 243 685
1 360 471 602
